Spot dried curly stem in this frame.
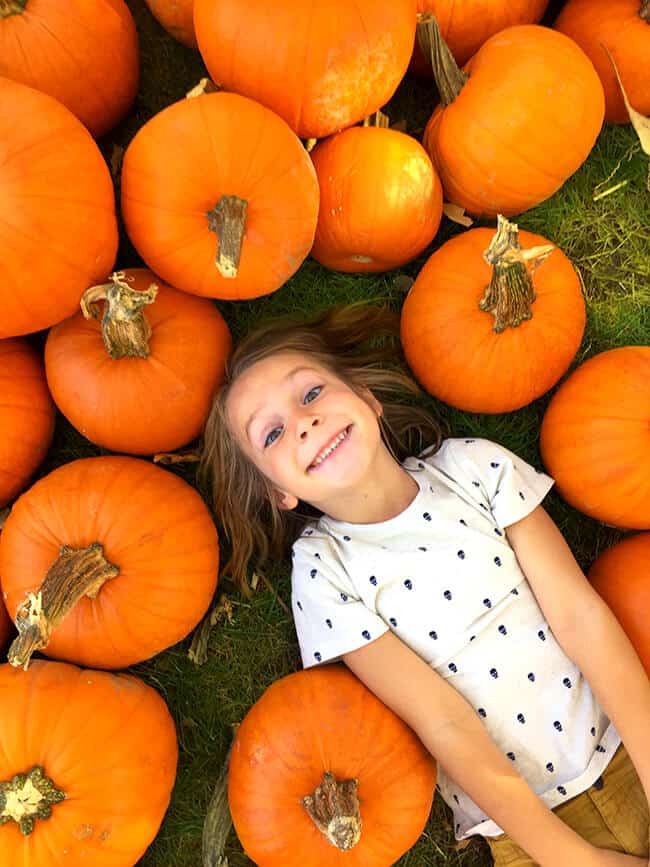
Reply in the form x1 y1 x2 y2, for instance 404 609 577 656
302 772 362 850
417 13 468 105
81 271 158 359
480 215 553 333
8 543 119 670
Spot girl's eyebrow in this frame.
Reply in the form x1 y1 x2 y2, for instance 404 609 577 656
245 365 318 440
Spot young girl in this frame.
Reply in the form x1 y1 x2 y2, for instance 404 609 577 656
201 303 650 867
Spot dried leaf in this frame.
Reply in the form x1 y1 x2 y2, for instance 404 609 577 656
153 449 200 465
304 137 318 152
603 45 650 188
109 145 124 181
202 741 233 867
188 594 236 666
390 118 408 132
454 838 473 851
394 275 414 294
0 507 10 530
443 202 473 227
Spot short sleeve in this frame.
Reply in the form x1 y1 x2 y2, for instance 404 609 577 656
442 438 554 529
291 536 389 669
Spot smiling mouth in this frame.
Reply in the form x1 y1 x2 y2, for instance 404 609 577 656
308 425 352 471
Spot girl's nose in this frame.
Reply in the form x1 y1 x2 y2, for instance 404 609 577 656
298 415 320 440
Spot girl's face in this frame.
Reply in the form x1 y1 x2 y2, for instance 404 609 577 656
226 351 386 513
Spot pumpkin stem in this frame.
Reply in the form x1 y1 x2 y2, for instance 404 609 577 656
417 13 468 105
8 543 119 671
302 771 362 851
0 766 66 836
207 196 248 278
480 215 554 333
0 0 26 17
640 1 650 22
81 271 158 359
362 110 390 128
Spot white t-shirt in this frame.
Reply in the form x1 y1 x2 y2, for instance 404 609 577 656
290 437 620 840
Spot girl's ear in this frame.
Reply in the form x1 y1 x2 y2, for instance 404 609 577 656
274 489 299 511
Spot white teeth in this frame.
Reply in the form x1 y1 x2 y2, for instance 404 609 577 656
311 429 348 467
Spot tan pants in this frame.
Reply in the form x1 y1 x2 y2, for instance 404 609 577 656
486 745 649 866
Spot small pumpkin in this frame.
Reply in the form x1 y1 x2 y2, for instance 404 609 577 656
0 338 55 507
0 659 177 866
144 0 197 48
401 216 585 413
0 456 219 669
540 346 650 529
229 665 437 866
555 0 650 124
45 269 232 455
121 90 320 300
421 21 605 217
411 0 549 74
310 118 443 272
588 533 650 674
193 0 417 139
0 77 118 338
0 0 139 138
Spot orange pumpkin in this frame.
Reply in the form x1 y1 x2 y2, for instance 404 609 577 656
0 659 177 866
0 0 139 138
144 0 197 47
401 217 585 413
0 456 219 669
554 0 650 124
193 0 417 139
0 338 55 507
229 665 437 866
422 23 605 217
588 533 650 673
411 0 549 73
540 346 650 529
45 269 231 455
310 124 443 272
0 77 118 338
121 91 320 300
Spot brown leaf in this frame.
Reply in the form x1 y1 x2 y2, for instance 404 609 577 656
443 202 474 227
153 449 200 465
110 145 124 181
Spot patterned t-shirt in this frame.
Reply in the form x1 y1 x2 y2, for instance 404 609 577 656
290 437 620 840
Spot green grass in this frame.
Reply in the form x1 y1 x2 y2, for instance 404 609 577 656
32 1 650 864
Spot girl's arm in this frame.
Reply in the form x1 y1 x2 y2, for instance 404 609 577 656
343 631 621 867
506 506 650 806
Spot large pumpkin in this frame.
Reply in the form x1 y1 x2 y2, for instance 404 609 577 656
144 0 197 47
400 217 585 413
0 456 219 669
588 533 650 673
0 659 177 866
229 665 437 866
310 123 442 272
411 0 549 73
422 23 605 217
45 269 231 455
121 90 320 300
540 346 650 529
0 0 139 138
0 77 118 338
0 338 55 507
193 0 417 139
554 0 650 124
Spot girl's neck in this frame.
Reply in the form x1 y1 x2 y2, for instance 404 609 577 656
319 447 419 525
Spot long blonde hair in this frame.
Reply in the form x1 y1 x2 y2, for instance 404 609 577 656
199 302 446 593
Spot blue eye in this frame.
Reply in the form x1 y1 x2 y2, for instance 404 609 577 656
304 386 322 403
264 427 282 448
